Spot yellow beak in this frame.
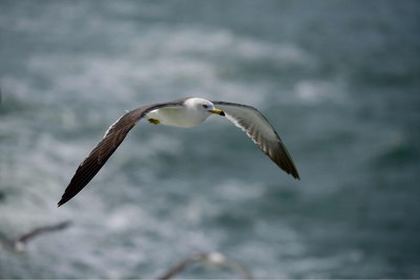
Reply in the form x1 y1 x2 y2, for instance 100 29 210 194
208 108 225 116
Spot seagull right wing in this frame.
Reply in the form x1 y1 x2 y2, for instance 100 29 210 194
57 102 182 207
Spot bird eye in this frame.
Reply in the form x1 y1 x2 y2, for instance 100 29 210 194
202 104 209 109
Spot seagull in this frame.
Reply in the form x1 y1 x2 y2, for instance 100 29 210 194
158 251 253 279
0 221 72 252
58 97 299 207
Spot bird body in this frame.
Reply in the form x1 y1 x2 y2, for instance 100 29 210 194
145 97 217 128
58 97 299 207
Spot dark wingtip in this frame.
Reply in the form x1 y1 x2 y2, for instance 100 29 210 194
292 170 300 180
287 161 300 180
57 197 67 208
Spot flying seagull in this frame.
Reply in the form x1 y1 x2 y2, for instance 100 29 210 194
58 97 299 207
0 221 72 252
158 251 253 279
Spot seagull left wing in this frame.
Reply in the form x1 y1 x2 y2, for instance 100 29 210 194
57 102 182 207
213 101 300 179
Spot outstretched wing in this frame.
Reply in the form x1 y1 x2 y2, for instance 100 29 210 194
158 252 253 280
57 107 148 206
212 101 300 179
16 221 72 244
58 102 182 207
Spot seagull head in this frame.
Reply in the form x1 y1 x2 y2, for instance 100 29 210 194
185 97 225 116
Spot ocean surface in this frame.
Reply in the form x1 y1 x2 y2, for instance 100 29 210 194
1 0 420 278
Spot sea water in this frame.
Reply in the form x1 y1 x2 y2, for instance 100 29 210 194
1 0 419 278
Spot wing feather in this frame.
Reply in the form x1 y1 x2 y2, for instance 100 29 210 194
213 101 300 179
57 102 181 207
16 221 72 244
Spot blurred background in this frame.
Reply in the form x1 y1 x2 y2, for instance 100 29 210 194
1 0 420 278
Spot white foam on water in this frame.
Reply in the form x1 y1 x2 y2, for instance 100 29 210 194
141 28 313 64
19 25 315 110
0 77 41 106
213 179 265 202
294 79 349 105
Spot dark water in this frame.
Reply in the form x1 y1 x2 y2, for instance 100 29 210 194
1 0 420 278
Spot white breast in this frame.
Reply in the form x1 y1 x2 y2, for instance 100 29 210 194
146 106 209 128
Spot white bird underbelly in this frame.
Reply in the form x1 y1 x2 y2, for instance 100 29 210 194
145 107 209 128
